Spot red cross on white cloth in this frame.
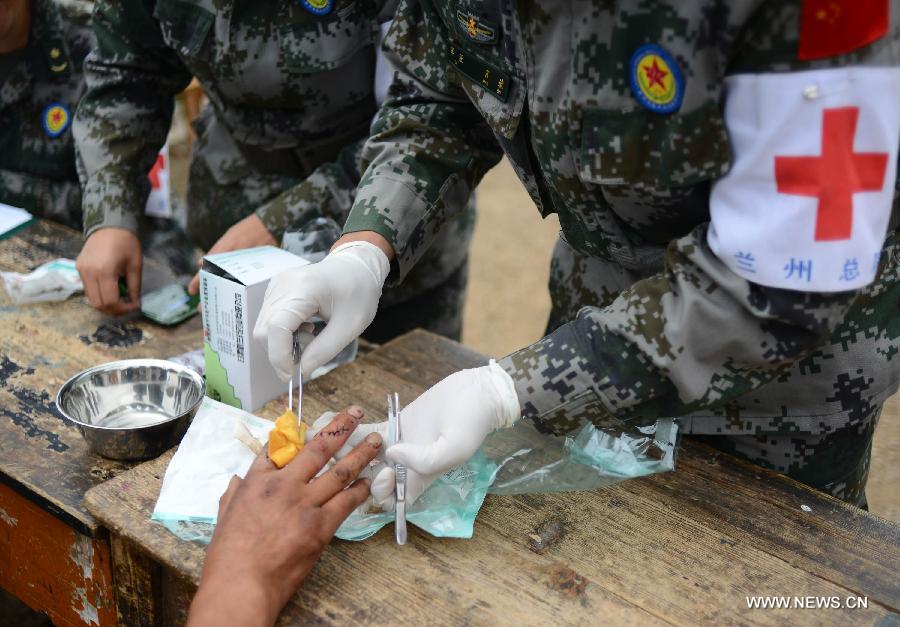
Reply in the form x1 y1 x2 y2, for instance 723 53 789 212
775 107 888 241
708 68 900 292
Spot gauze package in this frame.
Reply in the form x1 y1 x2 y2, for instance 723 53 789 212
153 399 497 543
152 398 274 539
1 258 83 304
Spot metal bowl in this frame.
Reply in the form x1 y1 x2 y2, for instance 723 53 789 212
56 359 205 461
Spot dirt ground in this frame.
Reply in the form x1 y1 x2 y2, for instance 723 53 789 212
465 158 900 523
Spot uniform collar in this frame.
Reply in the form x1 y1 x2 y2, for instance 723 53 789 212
28 0 72 81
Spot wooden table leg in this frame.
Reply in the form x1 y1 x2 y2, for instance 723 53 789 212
0 483 116 626
108 535 196 627
109 537 162 627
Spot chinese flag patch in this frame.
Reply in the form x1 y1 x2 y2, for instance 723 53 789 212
798 0 889 60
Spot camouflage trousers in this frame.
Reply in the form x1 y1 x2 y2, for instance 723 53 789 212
184 124 474 342
691 407 880 507
547 234 890 506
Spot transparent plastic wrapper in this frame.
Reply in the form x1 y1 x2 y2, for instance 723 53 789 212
1 258 83 304
484 417 679 495
335 450 497 541
281 217 357 379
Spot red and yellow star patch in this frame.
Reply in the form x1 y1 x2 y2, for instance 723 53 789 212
628 45 684 114
42 103 70 138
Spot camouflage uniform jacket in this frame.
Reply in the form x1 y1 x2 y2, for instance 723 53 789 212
0 0 93 229
345 0 900 436
74 0 399 241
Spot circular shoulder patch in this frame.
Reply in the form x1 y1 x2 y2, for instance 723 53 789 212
629 44 684 114
299 0 333 15
42 103 71 138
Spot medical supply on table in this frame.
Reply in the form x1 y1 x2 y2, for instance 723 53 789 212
153 399 497 543
153 398 274 536
484 417 678 495
141 283 199 325
200 246 309 411
56 359 205 460
0 203 35 240
1 258 82 304
388 392 407 545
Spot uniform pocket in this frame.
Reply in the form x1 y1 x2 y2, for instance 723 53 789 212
280 2 376 73
153 0 214 58
579 102 732 188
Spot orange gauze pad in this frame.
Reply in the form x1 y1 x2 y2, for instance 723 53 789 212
275 409 304 446
268 411 307 468
269 443 299 469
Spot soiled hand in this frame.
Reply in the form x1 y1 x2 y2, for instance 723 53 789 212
187 406 381 627
76 227 142 316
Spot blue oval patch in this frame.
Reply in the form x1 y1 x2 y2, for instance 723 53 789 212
299 0 333 16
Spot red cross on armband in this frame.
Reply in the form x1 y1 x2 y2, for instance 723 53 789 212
706 68 900 292
775 107 888 241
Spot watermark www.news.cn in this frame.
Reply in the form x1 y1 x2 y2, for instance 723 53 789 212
746 596 868 610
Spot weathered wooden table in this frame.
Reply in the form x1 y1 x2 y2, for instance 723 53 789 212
0 220 201 625
85 331 900 625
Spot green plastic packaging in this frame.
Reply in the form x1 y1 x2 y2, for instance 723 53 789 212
141 283 199 325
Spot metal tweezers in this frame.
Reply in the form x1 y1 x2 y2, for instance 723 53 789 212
288 333 301 420
388 392 407 545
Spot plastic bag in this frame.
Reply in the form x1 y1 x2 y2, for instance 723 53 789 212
335 449 496 541
1 258 83 304
484 417 678 495
141 283 200 325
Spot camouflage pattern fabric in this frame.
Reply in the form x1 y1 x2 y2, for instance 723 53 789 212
187 108 474 337
693 405 882 508
73 0 472 338
344 0 900 502
0 0 93 229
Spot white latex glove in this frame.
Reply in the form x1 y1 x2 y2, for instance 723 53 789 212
252 241 389 381
367 361 520 509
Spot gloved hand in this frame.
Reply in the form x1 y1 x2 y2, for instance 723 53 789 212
252 241 389 381
318 361 520 510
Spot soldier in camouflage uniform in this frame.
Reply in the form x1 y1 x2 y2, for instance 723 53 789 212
256 0 900 507
73 0 472 341
0 0 92 229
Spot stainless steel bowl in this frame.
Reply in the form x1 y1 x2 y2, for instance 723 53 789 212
56 359 205 461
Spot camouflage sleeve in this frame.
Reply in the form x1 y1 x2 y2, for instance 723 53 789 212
0 169 81 228
254 139 366 239
342 0 502 283
73 0 192 238
499 7 900 436
498 228 891 435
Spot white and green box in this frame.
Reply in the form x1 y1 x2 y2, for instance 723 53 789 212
200 246 308 411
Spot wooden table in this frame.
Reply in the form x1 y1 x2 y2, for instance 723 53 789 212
0 221 201 626
85 331 900 625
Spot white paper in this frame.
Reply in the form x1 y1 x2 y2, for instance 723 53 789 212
0 203 34 238
152 398 274 523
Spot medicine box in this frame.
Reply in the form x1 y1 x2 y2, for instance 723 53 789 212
200 246 308 411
